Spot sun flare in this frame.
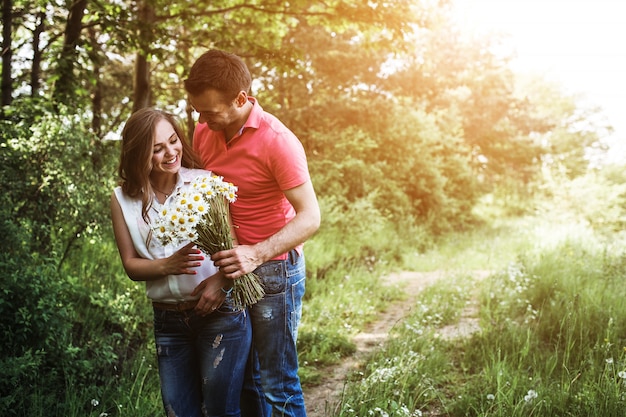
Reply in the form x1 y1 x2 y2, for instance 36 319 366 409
452 0 626 148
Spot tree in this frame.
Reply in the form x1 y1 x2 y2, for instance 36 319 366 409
515 74 611 179
1 0 12 107
1 0 609 244
52 0 87 105
131 0 154 112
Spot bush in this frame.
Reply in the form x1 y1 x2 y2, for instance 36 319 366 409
0 252 73 414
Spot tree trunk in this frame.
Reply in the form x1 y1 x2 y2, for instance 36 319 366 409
132 53 151 112
87 26 102 137
186 103 195 142
132 0 155 112
31 11 45 97
1 0 13 108
53 0 87 106
182 45 195 141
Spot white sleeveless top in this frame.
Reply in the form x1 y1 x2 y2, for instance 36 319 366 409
113 167 219 303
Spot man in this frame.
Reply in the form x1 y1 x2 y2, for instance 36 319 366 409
184 49 320 417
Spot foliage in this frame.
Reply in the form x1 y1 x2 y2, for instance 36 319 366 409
302 98 479 234
0 253 73 413
541 164 626 234
297 194 419 381
0 99 139 415
336 212 626 417
0 227 153 416
378 23 545 187
0 0 620 414
3 0 609 234
0 99 119 261
514 74 612 179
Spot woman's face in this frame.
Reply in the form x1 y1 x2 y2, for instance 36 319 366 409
151 119 183 176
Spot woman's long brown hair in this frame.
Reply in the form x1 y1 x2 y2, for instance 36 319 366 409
118 108 202 223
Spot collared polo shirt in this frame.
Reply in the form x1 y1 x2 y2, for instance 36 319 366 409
193 98 310 260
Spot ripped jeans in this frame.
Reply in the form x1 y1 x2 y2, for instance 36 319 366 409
241 249 307 417
154 299 251 417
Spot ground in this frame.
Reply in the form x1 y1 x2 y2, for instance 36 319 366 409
303 270 490 417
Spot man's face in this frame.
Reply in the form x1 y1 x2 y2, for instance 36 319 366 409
189 89 239 132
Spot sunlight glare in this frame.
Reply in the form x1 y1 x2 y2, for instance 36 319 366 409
452 0 626 159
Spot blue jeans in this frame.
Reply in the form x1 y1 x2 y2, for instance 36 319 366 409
154 298 252 417
241 249 307 417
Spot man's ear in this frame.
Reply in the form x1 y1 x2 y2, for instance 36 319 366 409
234 91 248 107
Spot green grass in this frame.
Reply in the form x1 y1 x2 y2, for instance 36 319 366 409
12 174 626 416
48 243 160 417
333 211 626 416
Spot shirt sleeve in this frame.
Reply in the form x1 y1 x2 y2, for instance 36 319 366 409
268 131 310 191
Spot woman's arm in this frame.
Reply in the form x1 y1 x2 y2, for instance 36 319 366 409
110 193 204 281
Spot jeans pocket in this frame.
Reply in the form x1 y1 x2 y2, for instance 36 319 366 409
153 308 167 333
216 297 245 314
255 262 286 295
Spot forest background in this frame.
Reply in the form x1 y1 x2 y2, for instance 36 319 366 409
1 0 626 416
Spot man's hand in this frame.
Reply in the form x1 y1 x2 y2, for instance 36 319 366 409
211 245 261 279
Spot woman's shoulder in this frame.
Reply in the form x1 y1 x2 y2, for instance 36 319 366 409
112 186 126 201
111 186 143 213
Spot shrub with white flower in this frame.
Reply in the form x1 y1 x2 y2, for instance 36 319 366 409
524 389 538 403
152 174 264 309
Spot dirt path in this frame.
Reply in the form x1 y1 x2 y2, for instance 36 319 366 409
303 270 489 417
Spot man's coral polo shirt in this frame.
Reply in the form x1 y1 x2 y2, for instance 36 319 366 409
193 98 310 260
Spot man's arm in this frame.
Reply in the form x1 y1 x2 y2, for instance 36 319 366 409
211 180 321 279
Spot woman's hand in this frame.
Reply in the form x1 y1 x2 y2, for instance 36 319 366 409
163 242 204 276
191 270 231 315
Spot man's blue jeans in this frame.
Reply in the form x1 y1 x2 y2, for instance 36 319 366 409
154 299 252 417
241 249 307 417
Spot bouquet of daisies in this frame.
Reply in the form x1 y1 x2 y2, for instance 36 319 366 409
152 174 264 310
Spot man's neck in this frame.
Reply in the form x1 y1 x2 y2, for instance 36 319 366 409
224 100 253 142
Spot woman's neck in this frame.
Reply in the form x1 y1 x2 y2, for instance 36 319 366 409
150 174 177 201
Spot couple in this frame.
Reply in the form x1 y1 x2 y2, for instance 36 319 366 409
110 49 321 417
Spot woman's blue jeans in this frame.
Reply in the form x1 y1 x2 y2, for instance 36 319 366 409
154 299 252 417
240 249 307 417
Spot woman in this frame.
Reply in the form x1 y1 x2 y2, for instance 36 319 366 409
110 107 251 417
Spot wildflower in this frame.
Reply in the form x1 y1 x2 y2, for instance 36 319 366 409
524 389 538 403
368 407 389 417
618 371 626 379
366 367 397 384
486 394 495 401
606 358 614 365
91 399 99 407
